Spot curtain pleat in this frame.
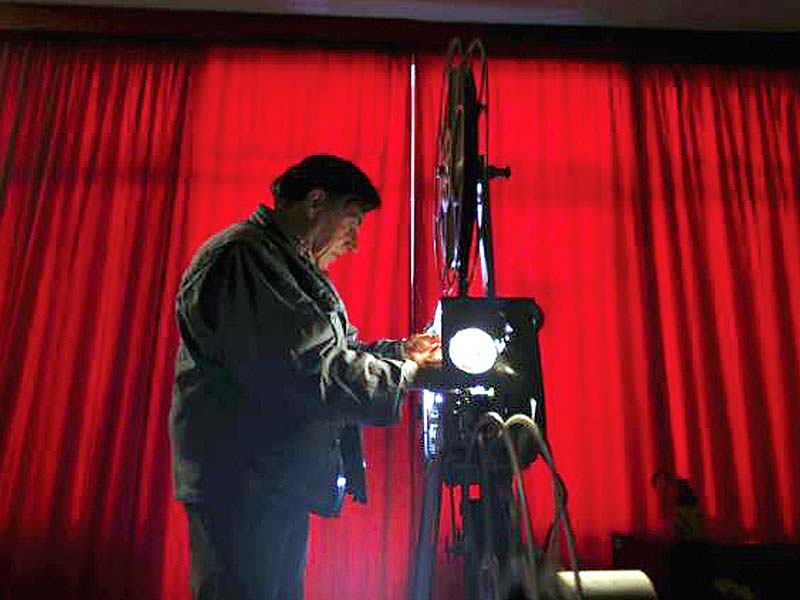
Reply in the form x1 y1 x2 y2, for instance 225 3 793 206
415 55 800 595
0 40 194 599
1 35 799 600
0 40 412 600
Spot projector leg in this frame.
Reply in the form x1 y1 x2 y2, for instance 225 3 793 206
410 457 444 600
462 473 518 600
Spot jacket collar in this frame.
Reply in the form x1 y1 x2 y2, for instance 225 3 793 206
250 204 316 266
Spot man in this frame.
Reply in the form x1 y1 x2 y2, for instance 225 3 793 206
170 154 440 600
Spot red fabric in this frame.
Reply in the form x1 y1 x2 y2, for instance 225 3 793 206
0 40 411 600
634 64 800 539
0 40 195 599
177 47 413 600
416 53 800 590
3 35 800 600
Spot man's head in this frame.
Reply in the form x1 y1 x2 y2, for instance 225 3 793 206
272 154 380 212
271 155 380 270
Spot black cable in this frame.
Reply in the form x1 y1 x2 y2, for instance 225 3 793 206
506 414 585 600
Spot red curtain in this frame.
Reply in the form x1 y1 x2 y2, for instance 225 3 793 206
0 40 194 599
3 34 800 600
416 53 800 585
172 46 414 600
633 64 800 540
0 40 412 600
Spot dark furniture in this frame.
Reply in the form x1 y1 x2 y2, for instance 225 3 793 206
612 534 800 599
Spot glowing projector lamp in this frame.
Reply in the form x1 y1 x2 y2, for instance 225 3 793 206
437 296 545 398
448 327 498 374
420 296 548 466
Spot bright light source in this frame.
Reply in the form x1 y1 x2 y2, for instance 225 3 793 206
448 327 498 374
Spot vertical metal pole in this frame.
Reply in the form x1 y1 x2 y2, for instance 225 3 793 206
409 57 417 331
410 457 444 600
479 174 496 298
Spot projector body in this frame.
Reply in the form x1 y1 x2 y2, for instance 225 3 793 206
421 296 547 485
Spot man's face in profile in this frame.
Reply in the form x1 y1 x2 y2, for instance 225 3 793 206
311 194 365 270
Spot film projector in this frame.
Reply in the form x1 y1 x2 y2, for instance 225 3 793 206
408 38 658 600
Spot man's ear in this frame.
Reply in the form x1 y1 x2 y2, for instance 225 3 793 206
306 188 326 218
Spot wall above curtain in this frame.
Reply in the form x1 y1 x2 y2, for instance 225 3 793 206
3 3 800 66
15 0 800 31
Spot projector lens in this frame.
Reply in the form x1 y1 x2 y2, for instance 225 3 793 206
448 327 498 374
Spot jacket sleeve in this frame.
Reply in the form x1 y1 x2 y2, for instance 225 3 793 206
346 323 405 360
181 240 414 426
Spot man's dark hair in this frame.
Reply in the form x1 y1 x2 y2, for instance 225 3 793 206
272 154 380 211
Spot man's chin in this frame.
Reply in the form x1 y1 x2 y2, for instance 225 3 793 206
317 255 337 270
320 247 353 270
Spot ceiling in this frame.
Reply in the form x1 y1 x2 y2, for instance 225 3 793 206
24 0 800 32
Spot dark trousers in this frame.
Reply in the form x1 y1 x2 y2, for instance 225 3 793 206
184 499 310 600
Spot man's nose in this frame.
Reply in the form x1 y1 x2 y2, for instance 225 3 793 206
346 232 358 251
344 227 358 252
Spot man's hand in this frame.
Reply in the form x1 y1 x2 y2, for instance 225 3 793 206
402 333 442 368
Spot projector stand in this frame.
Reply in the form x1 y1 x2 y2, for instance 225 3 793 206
410 417 522 600
408 402 660 600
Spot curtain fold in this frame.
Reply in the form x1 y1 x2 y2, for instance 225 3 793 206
2 34 799 600
632 64 800 538
416 53 800 593
415 55 659 589
172 46 413 600
0 39 194 600
0 40 412 600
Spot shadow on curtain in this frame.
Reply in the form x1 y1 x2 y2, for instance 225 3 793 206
0 39 412 600
415 53 800 598
2 36 799 600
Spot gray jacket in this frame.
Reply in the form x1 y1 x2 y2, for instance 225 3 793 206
169 205 413 515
